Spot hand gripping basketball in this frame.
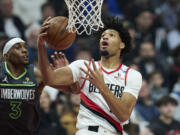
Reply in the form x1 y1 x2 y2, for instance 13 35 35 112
46 16 76 50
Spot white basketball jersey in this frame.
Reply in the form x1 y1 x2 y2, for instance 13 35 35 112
69 60 142 134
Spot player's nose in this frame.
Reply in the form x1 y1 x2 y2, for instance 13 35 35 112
103 36 108 41
22 47 28 54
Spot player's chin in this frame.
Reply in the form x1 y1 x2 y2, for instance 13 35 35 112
23 60 29 65
22 57 29 64
100 47 107 52
100 50 109 57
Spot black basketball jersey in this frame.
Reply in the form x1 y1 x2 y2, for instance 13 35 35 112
0 62 40 135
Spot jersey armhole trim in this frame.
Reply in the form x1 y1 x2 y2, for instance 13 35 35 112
125 67 130 86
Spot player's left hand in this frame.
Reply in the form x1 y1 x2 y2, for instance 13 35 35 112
80 59 106 91
50 52 69 70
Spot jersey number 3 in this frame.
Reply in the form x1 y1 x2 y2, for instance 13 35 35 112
9 101 22 119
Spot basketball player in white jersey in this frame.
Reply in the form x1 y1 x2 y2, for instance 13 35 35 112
37 16 142 135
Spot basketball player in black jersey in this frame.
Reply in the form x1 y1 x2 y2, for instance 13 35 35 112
0 37 79 135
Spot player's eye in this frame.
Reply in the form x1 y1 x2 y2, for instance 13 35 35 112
110 33 114 37
101 34 105 37
24 45 28 49
15 45 20 49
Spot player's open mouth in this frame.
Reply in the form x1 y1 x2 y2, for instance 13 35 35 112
102 41 108 48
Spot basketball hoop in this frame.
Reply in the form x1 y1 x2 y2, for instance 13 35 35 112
64 0 104 35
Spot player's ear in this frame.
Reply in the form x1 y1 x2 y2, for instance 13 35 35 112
3 53 9 60
120 42 125 49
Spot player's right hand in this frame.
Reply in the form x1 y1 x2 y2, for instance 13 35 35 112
37 16 52 47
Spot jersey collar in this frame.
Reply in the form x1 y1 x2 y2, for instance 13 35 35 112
4 62 27 80
98 61 122 74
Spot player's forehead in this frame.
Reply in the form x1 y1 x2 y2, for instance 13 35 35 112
13 42 27 48
10 42 27 52
102 29 119 35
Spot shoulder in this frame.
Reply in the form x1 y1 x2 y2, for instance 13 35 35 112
70 59 88 64
128 68 142 79
69 59 89 68
122 64 142 81
123 66 142 97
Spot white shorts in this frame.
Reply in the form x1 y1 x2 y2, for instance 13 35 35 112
75 126 120 135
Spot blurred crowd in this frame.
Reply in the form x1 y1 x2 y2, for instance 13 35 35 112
0 0 180 135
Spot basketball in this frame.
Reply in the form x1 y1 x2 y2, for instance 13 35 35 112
46 16 76 50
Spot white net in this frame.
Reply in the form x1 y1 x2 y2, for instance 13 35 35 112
64 0 104 35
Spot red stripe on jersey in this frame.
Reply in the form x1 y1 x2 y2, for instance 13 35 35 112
125 67 130 86
80 61 91 90
81 92 123 134
98 61 122 74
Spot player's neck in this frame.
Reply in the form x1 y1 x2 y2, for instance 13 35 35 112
101 55 121 69
6 61 25 78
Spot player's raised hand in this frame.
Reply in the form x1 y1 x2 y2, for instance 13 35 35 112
50 51 81 94
80 59 105 90
37 16 52 47
50 52 69 70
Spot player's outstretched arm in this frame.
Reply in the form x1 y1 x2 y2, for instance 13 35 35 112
37 17 74 86
49 52 80 94
34 51 80 94
81 59 142 122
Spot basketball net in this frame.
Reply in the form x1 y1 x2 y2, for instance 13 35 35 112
64 0 104 35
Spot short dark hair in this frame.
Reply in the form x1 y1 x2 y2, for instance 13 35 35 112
156 96 178 107
94 16 132 57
